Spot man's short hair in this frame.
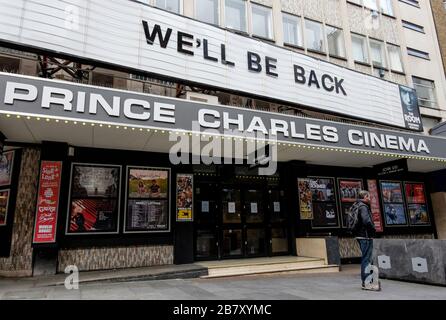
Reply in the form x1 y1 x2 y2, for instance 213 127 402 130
359 190 370 200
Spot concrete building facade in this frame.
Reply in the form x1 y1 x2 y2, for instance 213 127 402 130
0 0 446 277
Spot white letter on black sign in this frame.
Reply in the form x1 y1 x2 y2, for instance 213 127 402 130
124 99 150 120
4 82 38 104
154 102 175 123
42 87 73 111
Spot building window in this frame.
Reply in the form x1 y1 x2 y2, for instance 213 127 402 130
305 19 325 52
225 0 246 32
251 3 273 39
363 0 378 11
370 39 386 68
282 13 302 47
407 47 430 60
412 77 438 109
196 0 219 25
387 44 403 72
351 34 369 63
326 25 345 57
402 20 424 33
380 0 394 15
156 0 180 13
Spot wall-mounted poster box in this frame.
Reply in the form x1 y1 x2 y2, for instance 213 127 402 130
66 163 121 235
124 166 170 233
176 173 193 222
380 180 408 227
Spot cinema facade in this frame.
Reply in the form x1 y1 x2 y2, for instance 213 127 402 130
0 0 446 277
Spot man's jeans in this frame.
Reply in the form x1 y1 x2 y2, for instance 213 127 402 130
357 239 373 284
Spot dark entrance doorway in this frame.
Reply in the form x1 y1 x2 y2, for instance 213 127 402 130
193 170 290 261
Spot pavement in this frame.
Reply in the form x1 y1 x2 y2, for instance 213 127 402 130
1 265 446 300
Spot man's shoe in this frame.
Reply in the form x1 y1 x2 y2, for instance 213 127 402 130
362 283 381 291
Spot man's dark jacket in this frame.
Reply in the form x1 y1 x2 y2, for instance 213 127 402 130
354 201 376 238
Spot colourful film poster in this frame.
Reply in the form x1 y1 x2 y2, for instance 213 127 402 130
367 180 384 232
128 168 169 199
0 189 10 226
33 161 62 243
176 174 193 222
408 204 430 225
383 203 407 226
69 199 118 233
339 179 363 203
72 165 119 198
380 181 404 203
309 178 335 202
298 178 313 220
405 183 426 204
0 150 14 186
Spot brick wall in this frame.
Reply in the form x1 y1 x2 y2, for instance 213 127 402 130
0 148 41 277
58 245 174 272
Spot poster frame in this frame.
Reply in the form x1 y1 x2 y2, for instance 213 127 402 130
404 181 431 227
0 150 15 187
308 176 340 229
0 188 10 226
32 161 62 243
124 165 171 234
176 173 194 222
65 162 122 235
297 177 313 220
380 180 408 227
337 177 364 228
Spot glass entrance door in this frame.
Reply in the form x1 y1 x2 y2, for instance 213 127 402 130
243 189 267 257
194 176 290 261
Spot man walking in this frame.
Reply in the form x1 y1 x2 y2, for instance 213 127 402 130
352 190 380 291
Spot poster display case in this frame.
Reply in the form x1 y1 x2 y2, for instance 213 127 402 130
125 166 170 233
66 163 121 234
380 181 408 227
307 177 340 229
337 178 364 228
405 182 430 226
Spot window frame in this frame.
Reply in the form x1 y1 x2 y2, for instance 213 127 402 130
282 12 303 48
195 0 220 25
304 18 326 53
224 0 248 33
325 24 346 58
250 2 274 40
155 0 182 14
351 33 370 64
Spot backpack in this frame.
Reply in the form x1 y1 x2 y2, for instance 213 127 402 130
346 202 361 233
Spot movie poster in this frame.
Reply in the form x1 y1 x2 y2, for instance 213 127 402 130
0 150 14 186
297 178 313 220
125 166 170 232
176 174 193 222
68 164 121 234
380 181 404 203
128 168 168 198
405 183 426 204
72 165 120 197
383 203 407 226
126 200 168 231
309 178 335 202
408 204 430 225
0 189 10 226
311 202 339 228
338 179 363 203
69 199 118 232
367 180 384 232
33 161 62 243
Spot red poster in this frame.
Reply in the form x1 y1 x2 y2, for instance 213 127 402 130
33 161 62 243
367 179 384 233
